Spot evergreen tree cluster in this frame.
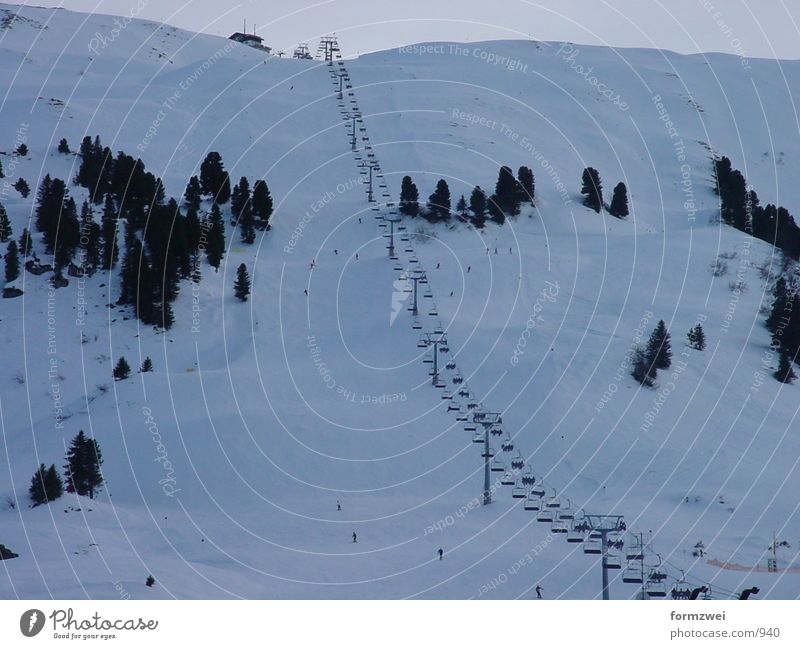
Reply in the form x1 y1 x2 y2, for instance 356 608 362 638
631 320 673 386
29 464 63 506
399 165 535 227
580 168 629 217
714 155 800 258
28 430 104 505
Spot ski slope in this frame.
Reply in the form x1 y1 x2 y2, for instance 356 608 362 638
1 3 799 599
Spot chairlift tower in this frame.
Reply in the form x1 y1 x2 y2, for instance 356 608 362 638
346 113 360 151
406 269 427 315
584 514 626 600
421 332 447 387
337 72 346 100
385 215 401 258
317 35 339 62
361 160 378 202
473 411 502 505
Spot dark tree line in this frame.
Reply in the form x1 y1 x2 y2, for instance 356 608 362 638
398 165 535 227
28 430 104 505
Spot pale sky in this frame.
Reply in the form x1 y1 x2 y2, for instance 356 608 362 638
22 0 800 60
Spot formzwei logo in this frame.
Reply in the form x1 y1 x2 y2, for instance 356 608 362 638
19 609 45 637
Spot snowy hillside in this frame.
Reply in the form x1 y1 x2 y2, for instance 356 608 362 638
1 3 799 599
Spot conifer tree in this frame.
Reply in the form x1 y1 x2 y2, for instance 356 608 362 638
5 240 20 283
16 143 28 157
687 324 706 351
775 349 796 384
646 320 672 370
251 179 273 230
399 176 420 216
234 263 251 301
489 165 521 223
113 356 131 381
18 228 32 257
206 203 225 269
517 166 535 204
64 431 103 499
140 357 153 373
631 345 656 387
426 179 451 221
0 202 11 242
183 175 202 212
100 194 119 270
199 152 230 204
29 464 47 506
767 278 790 336
58 138 70 154
469 186 487 228
609 181 629 218
581 167 603 212
456 195 468 219
13 178 30 197
44 464 63 501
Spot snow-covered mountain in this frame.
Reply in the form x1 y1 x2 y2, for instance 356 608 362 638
1 2 799 599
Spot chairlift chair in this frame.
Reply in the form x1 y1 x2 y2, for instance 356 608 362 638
557 499 575 520
458 389 470 397
441 390 453 400
529 483 546 498
490 426 503 437
446 361 456 370
606 553 623 570
551 519 569 534
645 580 667 597
481 447 495 458
452 374 463 385
424 291 433 299
512 482 527 498
447 402 460 412
422 352 433 364
412 320 422 330
472 432 484 444
583 538 602 555
537 509 555 523
465 423 477 433
440 343 449 353
567 527 584 544
524 496 541 511
490 458 505 472
545 491 562 509
501 473 516 486
511 455 525 470
622 565 644 584
501 438 514 453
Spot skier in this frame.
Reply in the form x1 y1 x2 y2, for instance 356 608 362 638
449 291 454 297
536 584 543 599
438 548 443 560
467 266 471 273
352 532 357 543
304 289 308 296
337 501 342 511
355 253 359 261
436 263 440 269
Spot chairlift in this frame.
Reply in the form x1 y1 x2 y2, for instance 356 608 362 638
529 484 546 498
583 538 602 555
440 343 449 353
551 519 569 534
537 509 554 523
447 402 460 412
481 447 495 458
557 499 574 520
467 402 479 410
626 538 645 561
567 527 584 544
423 352 433 364
490 458 505 472
424 291 433 299
456 411 468 421
441 390 453 400
622 565 644 584
452 374 463 385
501 473 516 486
646 579 667 598
472 433 484 444
458 389 470 397
446 361 456 370
512 482 527 499
606 553 623 570
545 491 562 509
501 438 514 453
490 426 503 437
434 327 444 335
465 423 477 433
524 496 541 511
412 320 422 330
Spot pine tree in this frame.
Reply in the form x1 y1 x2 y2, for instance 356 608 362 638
234 263 251 301
29 464 47 506
631 346 656 387
646 320 672 370
53 197 80 273
426 179 451 221
146 575 155 587
231 176 251 223
199 152 230 204
609 182 629 218
5 240 20 283
113 356 131 380
44 465 63 501
79 200 101 269
0 202 11 242
58 138 70 154
517 166 535 204
489 165 521 223
206 203 225 269
140 357 153 372
251 179 273 230
18 228 32 257
581 167 603 212
456 195 468 219
775 349 796 384
183 175 202 212
399 176 419 216
16 143 28 157
687 324 706 351
469 186 487 228
64 431 103 499
13 178 30 198
100 194 118 270
767 278 790 336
